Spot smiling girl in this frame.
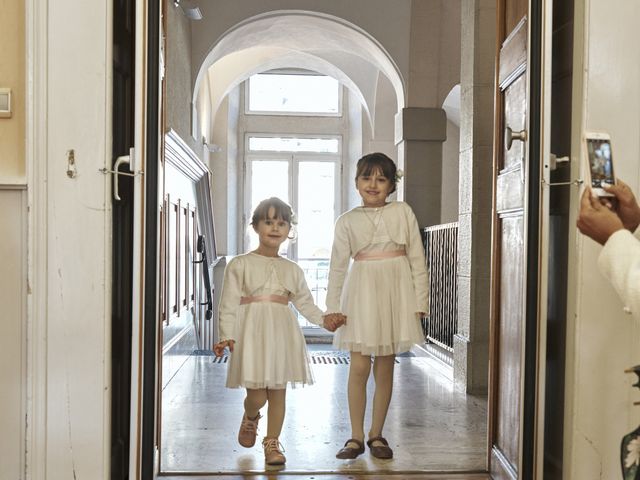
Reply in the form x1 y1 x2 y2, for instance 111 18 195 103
325 152 429 460
214 197 343 465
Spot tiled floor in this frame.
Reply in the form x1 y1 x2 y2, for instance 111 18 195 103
159 345 488 476
160 475 491 479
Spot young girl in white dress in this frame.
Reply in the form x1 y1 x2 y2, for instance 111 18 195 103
214 197 343 466
325 153 429 460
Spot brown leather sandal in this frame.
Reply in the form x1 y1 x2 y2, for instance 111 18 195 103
367 436 393 459
336 438 365 459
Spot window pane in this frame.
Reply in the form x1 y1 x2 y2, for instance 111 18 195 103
296 161 336 314
248 73 339 114
249 136 339 153
248 160 290 254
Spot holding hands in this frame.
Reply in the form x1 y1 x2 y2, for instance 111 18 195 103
323 313 347 332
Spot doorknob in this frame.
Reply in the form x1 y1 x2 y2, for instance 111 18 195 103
505 126 527 150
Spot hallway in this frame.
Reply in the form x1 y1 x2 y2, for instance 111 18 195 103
160 345 487 476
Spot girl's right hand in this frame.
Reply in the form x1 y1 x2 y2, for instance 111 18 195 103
323 313 346 332
213 340 235 357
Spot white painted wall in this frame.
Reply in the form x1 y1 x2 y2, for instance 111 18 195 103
565 1 640 478
189 0 412 95
0 1 27 479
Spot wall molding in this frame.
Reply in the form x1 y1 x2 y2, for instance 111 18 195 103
25 0 48 477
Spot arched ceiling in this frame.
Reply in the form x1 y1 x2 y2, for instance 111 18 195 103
192 11 406 128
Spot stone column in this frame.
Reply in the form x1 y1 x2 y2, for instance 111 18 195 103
394 107 447 227
454 0 496 394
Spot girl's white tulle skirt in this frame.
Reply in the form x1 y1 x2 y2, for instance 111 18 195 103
333 255 424 356
226 303 314 389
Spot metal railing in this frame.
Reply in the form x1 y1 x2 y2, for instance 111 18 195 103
422 222 459 352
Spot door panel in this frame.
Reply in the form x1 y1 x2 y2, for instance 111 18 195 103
496 170 525 212
496 214 524 467
490 6 529 479
505 0 529 34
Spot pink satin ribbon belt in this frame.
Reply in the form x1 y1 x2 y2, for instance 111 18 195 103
239 294 289 305
353 249 406 261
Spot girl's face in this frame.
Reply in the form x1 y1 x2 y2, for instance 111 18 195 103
253 207 291 251
356 167 393 207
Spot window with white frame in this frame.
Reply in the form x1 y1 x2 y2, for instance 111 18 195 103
242 70 345 327
246 71 341 116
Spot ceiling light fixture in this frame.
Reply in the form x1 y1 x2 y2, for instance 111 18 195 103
174 0 203 20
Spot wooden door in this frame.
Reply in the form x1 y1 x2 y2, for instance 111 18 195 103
489 1 534 478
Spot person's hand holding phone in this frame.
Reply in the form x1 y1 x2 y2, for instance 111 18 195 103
577 188 625 245
602 179 640 232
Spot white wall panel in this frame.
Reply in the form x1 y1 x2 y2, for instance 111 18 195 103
0 188 27 480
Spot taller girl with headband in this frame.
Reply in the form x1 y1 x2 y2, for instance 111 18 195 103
214 197 343 466
325 152 429 460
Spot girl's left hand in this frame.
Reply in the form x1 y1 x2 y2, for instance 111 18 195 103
213 340 235 357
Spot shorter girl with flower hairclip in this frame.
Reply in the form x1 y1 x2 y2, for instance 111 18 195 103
325 152 429 460
214 197 344 466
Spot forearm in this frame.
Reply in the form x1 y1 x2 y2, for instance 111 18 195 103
406 211 429 312
598 229 640 316
326 218 350 313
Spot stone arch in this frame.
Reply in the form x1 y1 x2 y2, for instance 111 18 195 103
191 10 406 129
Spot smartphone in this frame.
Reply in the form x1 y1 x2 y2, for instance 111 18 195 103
584 132 615 197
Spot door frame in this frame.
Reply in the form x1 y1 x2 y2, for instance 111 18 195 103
132 1 553 478
139 0 162 476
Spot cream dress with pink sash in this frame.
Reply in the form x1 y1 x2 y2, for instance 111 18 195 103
332 208 425 356
219 253 323 389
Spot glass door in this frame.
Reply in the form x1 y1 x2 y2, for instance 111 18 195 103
245 135 341 326
295 158 338 321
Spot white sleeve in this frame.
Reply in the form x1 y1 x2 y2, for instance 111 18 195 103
290 265 324 326
325 215 351 314
217 257 243 341
405 205 429 313
598 229 640 317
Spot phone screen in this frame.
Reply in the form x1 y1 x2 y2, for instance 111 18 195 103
586 138 614 187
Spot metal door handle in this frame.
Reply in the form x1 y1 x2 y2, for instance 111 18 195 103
99 147 141 201
505 126 527 150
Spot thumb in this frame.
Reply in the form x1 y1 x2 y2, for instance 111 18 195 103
228 341 235 352
580 188 594 209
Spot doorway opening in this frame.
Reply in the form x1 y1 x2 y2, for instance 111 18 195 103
150 3 493 476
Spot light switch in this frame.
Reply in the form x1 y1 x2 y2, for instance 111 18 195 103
0 88 12 118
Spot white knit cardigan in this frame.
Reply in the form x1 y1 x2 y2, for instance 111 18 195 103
325 201 429 314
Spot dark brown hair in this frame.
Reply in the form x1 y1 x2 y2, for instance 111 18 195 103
250 197 294 227
354 152 398 193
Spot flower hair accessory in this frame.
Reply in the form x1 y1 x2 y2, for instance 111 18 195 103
395 169 404 182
